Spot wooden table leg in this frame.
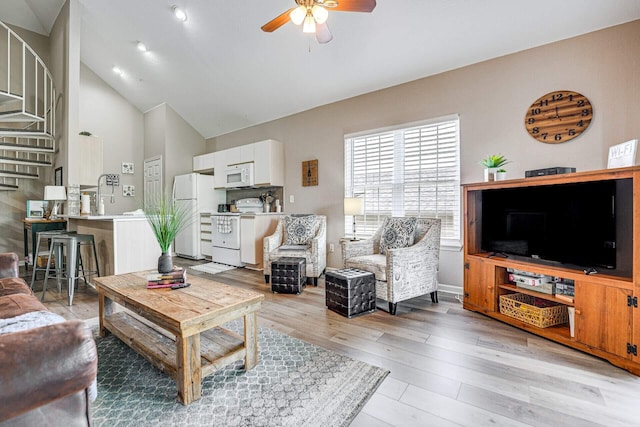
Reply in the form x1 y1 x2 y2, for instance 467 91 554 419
176 334 201 405
244 311 259 370
98 293 112 337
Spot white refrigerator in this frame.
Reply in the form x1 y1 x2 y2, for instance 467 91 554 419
173 173 225 259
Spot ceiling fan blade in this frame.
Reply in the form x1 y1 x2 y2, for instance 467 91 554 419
261 8 296 32
316 22 333 44
332 0 376 12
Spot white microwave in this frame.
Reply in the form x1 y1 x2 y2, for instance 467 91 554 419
225 163 254 188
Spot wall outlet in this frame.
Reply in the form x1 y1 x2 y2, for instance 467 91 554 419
289 195 294 203
329 243 335 253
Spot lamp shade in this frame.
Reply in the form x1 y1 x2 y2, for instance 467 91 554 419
290 5 306 25
44 185 67 201
344 197 364 216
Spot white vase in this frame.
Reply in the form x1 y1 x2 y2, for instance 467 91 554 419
483 168 497 182
495 172 507 181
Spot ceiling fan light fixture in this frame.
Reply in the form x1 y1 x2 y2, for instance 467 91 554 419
290 5 307 25
311 5 328 24
172 6 187 22
322 0 339 7
303 14 316 33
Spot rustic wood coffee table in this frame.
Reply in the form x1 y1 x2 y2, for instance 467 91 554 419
94 271 264 405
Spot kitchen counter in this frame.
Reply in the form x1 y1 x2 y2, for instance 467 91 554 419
62 215 147 221
67 216 159 276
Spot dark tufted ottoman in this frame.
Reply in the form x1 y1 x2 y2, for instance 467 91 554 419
271 257 306 294
325 268 376 318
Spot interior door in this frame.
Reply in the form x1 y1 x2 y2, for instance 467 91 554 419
144 156 162 208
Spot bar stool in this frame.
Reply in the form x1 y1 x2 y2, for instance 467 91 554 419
42 233 100 306
30 230 76 290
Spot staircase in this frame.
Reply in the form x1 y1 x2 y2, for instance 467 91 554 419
0 20 56 191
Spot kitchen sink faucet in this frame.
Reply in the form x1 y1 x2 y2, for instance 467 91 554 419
97 173 119 208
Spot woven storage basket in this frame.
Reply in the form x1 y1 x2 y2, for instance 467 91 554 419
499 293 569 328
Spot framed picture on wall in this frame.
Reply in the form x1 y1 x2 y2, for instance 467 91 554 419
122 162 134 174
54 167 63 186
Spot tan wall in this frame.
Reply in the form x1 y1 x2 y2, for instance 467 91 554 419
164 104 206 193
207 20 640 289
143 103 206 195
79 63 145 214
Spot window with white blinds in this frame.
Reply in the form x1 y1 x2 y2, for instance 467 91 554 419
344 115 461 246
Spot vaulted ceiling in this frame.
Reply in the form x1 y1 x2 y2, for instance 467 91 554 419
1 0 639 138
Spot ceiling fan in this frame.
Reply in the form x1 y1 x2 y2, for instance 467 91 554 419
261 0 377 44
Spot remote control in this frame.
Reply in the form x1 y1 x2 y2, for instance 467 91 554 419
171 283 191 290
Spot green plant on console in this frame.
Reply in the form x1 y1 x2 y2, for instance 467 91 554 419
480 154 509 168
497 168 507 173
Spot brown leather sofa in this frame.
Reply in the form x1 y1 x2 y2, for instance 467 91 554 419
0 252 98 426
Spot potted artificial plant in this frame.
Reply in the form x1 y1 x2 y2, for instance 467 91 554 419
144 193 192 273
480 154 509 182
495 168 508 181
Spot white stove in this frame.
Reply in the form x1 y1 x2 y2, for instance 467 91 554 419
210 198 263 267
235 197 264 213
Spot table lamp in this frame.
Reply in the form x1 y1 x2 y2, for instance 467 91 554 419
44 185 67 219
344 197 364 240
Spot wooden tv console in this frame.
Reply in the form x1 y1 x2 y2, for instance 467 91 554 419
463 166 640 375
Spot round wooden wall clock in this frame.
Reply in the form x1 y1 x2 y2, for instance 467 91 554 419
524 90 593 143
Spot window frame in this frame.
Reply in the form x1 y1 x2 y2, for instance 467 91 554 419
344 114 461 250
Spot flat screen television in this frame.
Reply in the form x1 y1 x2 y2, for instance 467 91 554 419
480 178 633 278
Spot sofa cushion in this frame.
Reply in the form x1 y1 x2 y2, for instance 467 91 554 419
0 277 33 297
0 310 65 335
0 294 48 320
379 217 418 255
284 215 320 245
344 254 387 282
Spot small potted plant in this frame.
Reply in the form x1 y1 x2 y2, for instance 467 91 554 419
480 154 509 182
495 168 508 181
144 193 192 273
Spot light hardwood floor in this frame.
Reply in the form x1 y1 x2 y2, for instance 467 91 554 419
25 260 640 427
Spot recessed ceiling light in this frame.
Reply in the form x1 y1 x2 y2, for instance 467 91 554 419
113 66 124 76
136 41 147 52
172 5 187 22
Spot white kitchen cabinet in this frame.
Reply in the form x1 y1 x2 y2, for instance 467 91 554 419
199 139 284 189
77 135 103 186
241 145 254 163
213 151 227 188
193 152 215 173
200 213 213 259
225 144 253 166
254 139 284 187
240 214 282 269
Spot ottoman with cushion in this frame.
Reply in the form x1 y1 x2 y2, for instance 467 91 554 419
325 268 376 318
263 215 327 286
271 257 306 294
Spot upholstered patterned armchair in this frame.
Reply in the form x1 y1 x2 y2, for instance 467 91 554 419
341 217 441 315
263 215 327 286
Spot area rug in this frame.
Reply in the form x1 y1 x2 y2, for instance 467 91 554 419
189 262 236 275
91 320 388 427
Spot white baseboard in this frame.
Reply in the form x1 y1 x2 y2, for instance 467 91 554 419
438 283 463 296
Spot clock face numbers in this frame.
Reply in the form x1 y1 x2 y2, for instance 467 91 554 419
524 91 593 143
